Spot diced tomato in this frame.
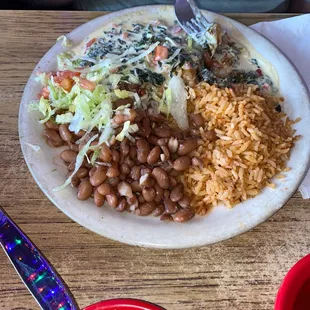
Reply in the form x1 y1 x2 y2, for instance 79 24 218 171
109 68 119 74
60 78 73 91
256 68 263 77
40 87 50 99
154 46 169 61
86 38 96 48
79 78 96 91
57 70 81 79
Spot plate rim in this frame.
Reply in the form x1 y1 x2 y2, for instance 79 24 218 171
19 5 310 249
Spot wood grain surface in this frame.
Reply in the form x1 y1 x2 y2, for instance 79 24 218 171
0 10 308 310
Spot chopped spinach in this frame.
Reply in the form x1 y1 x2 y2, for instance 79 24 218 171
132 68 165 85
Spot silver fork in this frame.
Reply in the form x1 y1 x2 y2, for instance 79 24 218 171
175 0 212 47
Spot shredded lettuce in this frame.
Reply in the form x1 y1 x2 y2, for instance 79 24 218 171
86 68 108 83
35 72 49 86
55 112 74 124
28 96 55 124
114 89 130 99
57 35 73 47
108 74 123 89
116 121 139 142
53 134 98 192
57 52 76 71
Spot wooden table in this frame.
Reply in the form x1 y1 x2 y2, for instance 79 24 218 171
0 10 308 310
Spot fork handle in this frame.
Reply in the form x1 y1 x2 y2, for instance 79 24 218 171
0 207 78 310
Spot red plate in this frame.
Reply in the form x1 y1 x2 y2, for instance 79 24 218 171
275 253 310 310
83 299 164 310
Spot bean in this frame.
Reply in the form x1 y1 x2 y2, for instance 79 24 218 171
120 138 130 156
138 195 145 203
60 150 78 163
142 117 152 137
173 156 191 171
106 162 120 178
129 146 137 160
152 204 165 217
178 139 198 156
141 167 152 176
75 129 85 138
106 192 119 208
120 163 130 175
126 194 139 211
77 180 93 200
170 184 184 202
75 167 88 179
99 143 112 162
68 142 79 152
108 177 120 187
45 120 59 130
154 183 164 203
59 124 72 142
109 135 116 146
173 208 194 222
192 157 203 168
90 169 107 187
117 181 133 198
152 167 170 189
136 139 150 163
171 129 183 139
71 177 80 188
111 150 120 163
190 128 201 137
178 194 191 209
160 214 173 221
94 190 105 207
135 108 146 122
160 146 170 161
131 180 142 192
113 97 133 109
191 113 204 127
113 113 135 125
142 187 156 202
115 198 127 212
168 137 179 154
163 197 178 214
44 129 63 144
148 135 159 146
47 139 64 147
164 190 170 198
119 174 126 181
123 156 136 168
89 167 97 177
130 166 141 180
139 174 155 188
205 129 218 142
169 176 178 187
153 127 171 138
97 183 113 196
170 169 181 177
147 108 166 122
67 162 75 171
147 146 161 165
157 138 169 146
136 202 156 216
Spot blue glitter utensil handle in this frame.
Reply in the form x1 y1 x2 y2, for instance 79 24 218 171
0 207 79 310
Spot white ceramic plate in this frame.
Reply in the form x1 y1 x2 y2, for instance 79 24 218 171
19 6 310 249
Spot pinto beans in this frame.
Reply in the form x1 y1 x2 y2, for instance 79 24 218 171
59 124 72 142
173 156 191 171
136 139 150 163
60 150 78 163
77 181 93 200
152 167 170 189
178 139 198 156
147 146 161 165
173 208 194 222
